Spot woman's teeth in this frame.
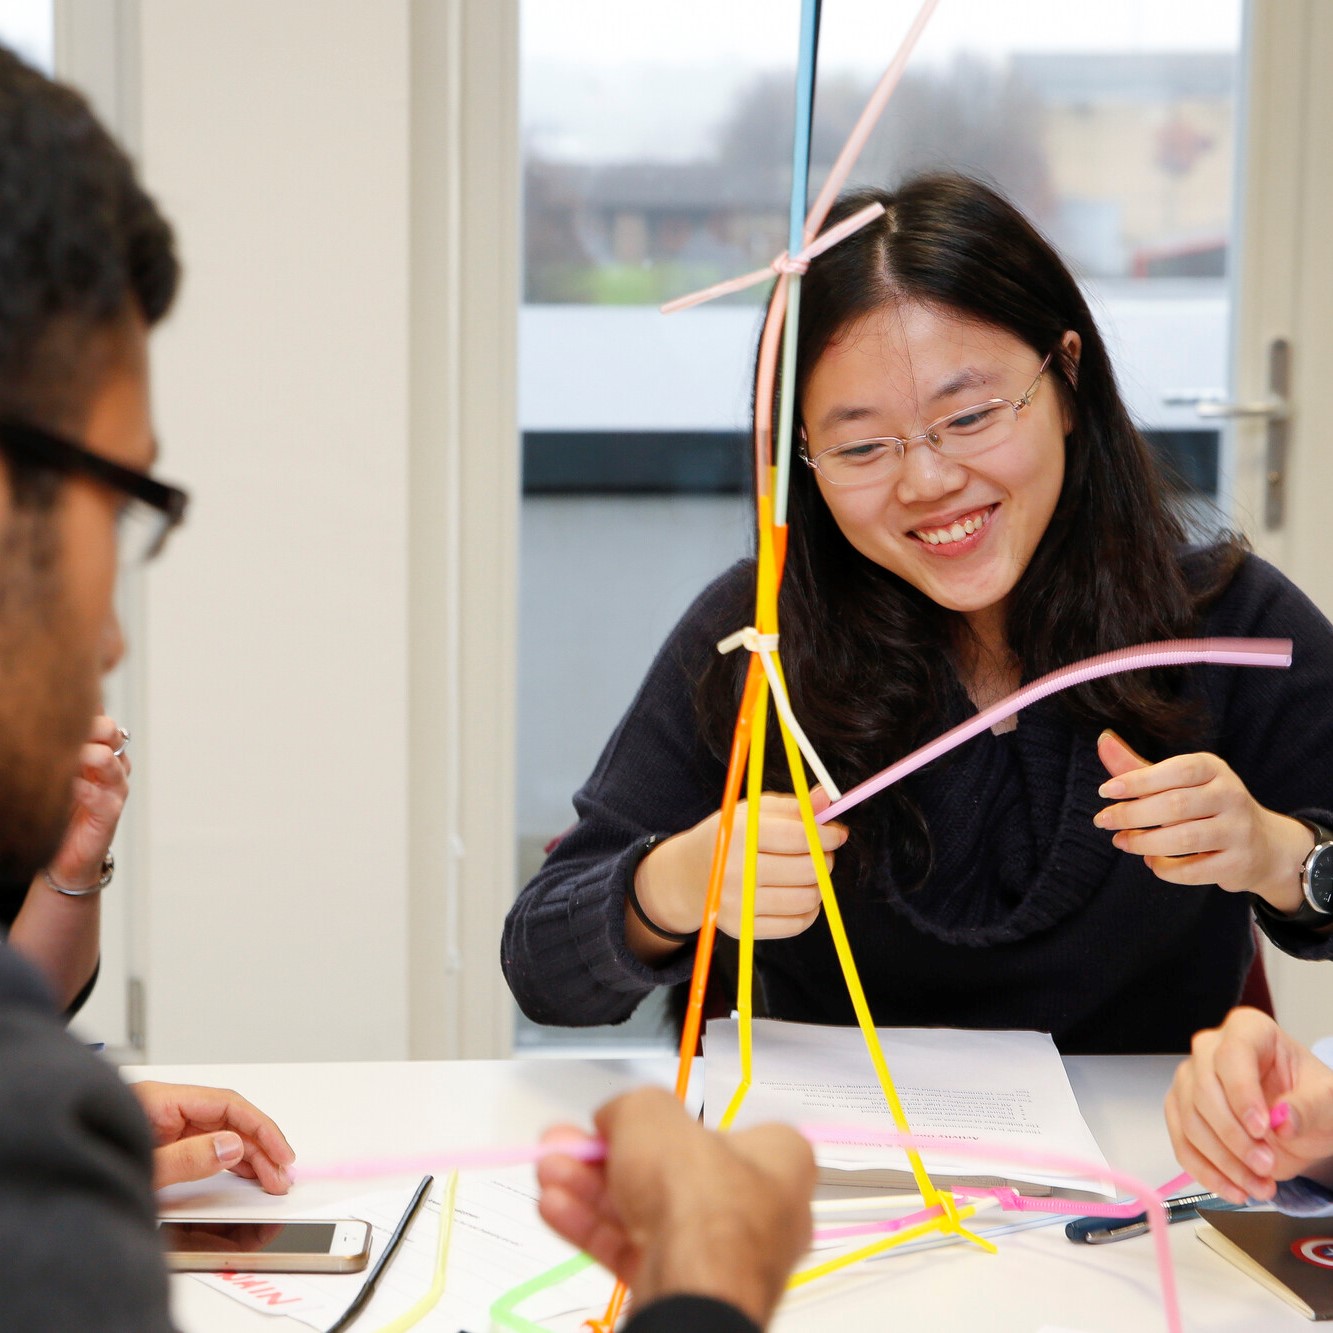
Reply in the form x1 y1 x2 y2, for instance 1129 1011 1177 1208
914 508 991 546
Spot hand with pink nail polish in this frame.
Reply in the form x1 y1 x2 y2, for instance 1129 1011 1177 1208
1165 1007 1333 1205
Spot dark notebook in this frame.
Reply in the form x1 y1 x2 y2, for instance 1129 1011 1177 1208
1197 1208 1333 1320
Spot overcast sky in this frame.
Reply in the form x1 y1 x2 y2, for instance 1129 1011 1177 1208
524 0 1242 71
523 0 1243 161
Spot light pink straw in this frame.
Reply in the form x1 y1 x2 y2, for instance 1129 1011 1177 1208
811 1169 1195 1242
952 1170 1194 1218
814 1203 944 1242
818 637 1292 823
293 1137 606 1184
658 0 940 318
661 201 887 315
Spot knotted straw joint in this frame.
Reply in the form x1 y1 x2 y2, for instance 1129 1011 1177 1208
659 200 886 316
770 252 809 277
715 626 844 802
717 626 779 656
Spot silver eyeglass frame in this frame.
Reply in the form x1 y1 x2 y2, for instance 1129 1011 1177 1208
799 351 1055 487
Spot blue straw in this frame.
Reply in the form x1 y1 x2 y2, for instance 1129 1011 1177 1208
773 0 820 526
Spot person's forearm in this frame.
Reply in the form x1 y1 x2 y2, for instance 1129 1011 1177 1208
7 879 100 1011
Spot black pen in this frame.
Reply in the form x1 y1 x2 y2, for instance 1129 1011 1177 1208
326 1174 434 1331
1064 1190 1233 1244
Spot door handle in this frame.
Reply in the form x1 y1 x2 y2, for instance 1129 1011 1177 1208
1162 338 1291 529
1193 397 1287 421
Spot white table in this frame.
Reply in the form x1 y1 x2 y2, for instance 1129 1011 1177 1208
124 1054 1306 1332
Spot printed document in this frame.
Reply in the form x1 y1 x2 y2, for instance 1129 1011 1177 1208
704 1019 1114 1197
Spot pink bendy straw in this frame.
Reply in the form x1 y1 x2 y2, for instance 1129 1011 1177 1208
819 637 1292 823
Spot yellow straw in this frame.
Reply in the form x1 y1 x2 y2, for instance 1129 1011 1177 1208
788 1199 989 1289
773 699 944 1209
373 1171 458 1332
720 493 782 1130
719 670 766 1132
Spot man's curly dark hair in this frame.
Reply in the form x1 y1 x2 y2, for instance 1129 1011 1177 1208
0 44 178 501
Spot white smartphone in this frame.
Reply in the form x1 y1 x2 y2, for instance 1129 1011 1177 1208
158 1217 373 1272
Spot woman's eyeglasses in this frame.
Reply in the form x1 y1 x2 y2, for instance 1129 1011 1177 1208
800 352 1055 488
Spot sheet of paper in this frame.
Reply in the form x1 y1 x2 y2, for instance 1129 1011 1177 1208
704 1019 1114 1196
188 1171 617 1329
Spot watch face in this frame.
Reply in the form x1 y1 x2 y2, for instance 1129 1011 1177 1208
1309 845 1333 912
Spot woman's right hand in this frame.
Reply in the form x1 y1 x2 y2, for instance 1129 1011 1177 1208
1165 1007 1333 1204
628 792 848 956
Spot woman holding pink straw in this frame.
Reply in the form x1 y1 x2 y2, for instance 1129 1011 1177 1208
1168 1007 1333 1212
503 173 1333 1053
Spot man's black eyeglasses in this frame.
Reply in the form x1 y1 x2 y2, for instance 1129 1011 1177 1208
0 419 189 564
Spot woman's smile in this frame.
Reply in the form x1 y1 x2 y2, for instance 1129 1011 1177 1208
909 502 997 550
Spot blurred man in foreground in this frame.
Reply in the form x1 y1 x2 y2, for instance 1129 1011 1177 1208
0 42 291 1330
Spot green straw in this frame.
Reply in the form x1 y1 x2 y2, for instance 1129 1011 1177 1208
489 1253 596 1333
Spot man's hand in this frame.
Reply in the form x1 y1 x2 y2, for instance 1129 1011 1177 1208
536 1087 814 1328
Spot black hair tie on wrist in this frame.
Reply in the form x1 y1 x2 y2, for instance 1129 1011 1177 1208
627 836 698 945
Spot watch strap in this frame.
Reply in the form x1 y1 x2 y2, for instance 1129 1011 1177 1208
625 834 698 945
1257 897 1333 930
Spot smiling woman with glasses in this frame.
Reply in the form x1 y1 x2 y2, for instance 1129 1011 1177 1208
503 172 1333 1061
0 419 188 564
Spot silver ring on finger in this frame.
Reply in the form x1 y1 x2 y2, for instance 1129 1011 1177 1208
112 727 130 758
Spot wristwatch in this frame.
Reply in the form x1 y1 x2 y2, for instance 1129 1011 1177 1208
1299 821 1333 916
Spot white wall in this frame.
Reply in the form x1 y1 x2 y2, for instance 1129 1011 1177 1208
135 2 411 1061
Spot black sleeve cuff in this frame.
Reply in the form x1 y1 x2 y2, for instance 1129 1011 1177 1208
623 1294 763 1333
1252 894 1333 948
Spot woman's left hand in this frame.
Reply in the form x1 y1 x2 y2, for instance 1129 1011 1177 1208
1095 730 1312 911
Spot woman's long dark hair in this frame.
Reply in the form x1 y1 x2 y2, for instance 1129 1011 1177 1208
696 173 1243 887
